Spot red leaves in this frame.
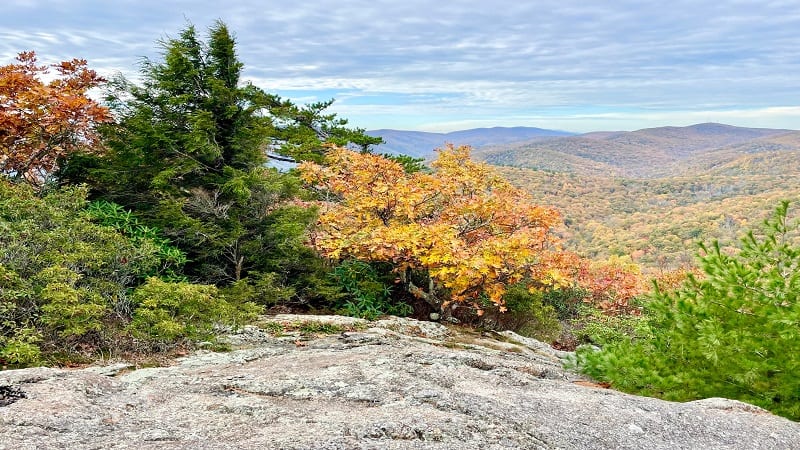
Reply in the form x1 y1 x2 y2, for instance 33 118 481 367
0 51 110 187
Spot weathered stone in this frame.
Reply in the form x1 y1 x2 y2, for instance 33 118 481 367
0 315 797 449
266 314 370 328
372 316 450 340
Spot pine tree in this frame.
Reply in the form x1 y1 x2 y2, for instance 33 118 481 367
578 201 800 420
59 21 372 289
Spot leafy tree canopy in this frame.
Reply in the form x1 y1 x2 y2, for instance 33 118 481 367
300 144 576 313
58 21 372 288
0 51 110 187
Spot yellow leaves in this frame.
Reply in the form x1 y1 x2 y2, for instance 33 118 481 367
300 145 575 310
543 268 570 288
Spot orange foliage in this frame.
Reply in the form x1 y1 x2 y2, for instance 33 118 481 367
300 144 574 310
0 51 110 186
650 266 702 292
578 256 644 313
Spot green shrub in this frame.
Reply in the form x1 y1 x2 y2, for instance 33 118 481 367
571 305 652 347
0 327 41 367
331 260 412 320
0 182 260 366
220 272 295 307
481 284 562 342
38 267 108 338
578 201 800 420
0 182 166 364
128 277 260 344
542 286 588 320
86 200 187 279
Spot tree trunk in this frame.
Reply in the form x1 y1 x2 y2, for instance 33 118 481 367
399 268 445 316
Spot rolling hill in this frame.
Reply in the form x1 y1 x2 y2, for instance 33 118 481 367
366 122 800 269
477 124 800 269
367 126 573 158
474 123 794 178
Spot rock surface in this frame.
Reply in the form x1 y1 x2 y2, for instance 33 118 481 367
1 315 798 449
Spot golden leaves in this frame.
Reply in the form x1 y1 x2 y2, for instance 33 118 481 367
301 144 576 308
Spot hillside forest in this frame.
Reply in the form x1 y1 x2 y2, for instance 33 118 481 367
473 125 800 269
1 22 798 420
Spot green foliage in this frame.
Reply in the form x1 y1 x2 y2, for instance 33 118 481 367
58 22 361 305
0 328 42 367
87 200 187 278
296 322 346 335
128 277 260 343
570 305 652 347
578 201 800 420
0 182 163 365
38 266 108 338
542 286 587 320
381 154 427 174
0 181 260 366
482 284 562 342
331 260 412 320
220 272 295 307
270 99 384 163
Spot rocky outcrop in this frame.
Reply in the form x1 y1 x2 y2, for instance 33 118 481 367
1 315 798 449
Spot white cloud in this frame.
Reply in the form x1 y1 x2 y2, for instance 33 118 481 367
2 0 799 132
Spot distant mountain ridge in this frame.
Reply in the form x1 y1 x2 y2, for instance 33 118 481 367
483 123 800 270
474 123 796 178
367 126 574 158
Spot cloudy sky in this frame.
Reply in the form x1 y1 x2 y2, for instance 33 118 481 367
3 0 800 133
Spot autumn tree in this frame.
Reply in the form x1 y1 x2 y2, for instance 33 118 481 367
300 144 576 314
577 255 644 313
0 51 110 187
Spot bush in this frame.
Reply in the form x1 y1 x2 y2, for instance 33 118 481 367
0 326 41 366
577 201 800 420
0 181 257 366
128 278 260 344
220 272 295 307
481 284 562 342
570 305 652 347
330 260 412 320
542 286 587 320
0 182 164 365
38 266 108 338
86 200 187 279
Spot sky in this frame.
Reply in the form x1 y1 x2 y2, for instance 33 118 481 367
2 0 800 133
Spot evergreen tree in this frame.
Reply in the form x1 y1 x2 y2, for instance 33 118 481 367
578 201 800 420
60 21 369 294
